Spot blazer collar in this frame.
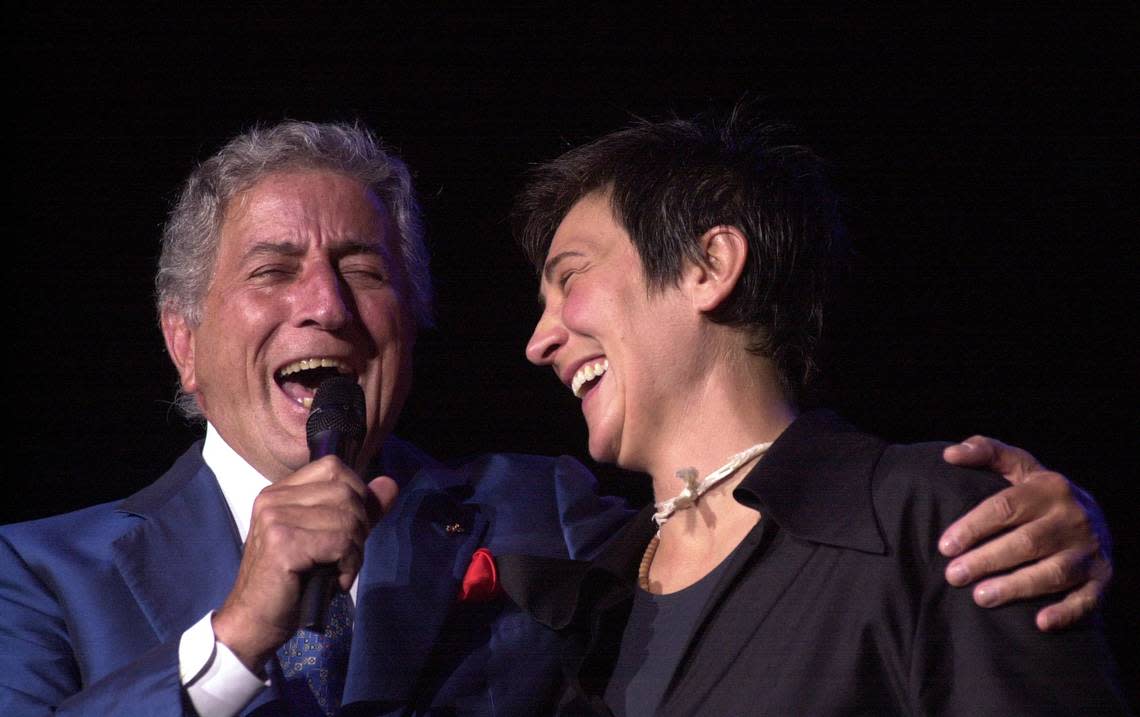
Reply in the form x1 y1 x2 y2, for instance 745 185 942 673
112 443 243 644
733 409 887 555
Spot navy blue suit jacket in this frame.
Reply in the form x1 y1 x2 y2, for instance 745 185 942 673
0 437 631 716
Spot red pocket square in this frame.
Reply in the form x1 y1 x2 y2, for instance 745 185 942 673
458 547 501 603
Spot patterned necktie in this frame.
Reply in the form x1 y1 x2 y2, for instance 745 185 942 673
276 591 353 716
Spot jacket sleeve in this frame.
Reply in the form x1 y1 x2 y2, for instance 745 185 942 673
461 452 633 561
551 455 635 561
912 556 1129 714
879 447 1131 715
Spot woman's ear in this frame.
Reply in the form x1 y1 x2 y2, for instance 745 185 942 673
683 225 748 313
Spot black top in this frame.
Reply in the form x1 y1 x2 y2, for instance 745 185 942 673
500 410 1129 716
604 550 737 716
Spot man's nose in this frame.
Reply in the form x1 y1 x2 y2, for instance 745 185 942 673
295 263 354 330
525 309 568 366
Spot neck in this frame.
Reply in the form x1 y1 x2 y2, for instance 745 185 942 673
644 363 796 504
635 353 796 595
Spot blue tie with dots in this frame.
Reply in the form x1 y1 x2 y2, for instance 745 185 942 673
276 591 353 716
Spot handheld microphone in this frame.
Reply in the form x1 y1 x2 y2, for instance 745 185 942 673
298 376 366 630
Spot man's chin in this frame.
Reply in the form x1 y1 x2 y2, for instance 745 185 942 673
258 439 314 481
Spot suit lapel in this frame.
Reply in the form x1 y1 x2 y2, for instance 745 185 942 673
111 446 282 715
661 520 816 711
111 447 242 645
343 478 490 706
109 442 496 711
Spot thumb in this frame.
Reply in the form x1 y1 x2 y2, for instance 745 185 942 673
943 435 1041 483
364 475 399 524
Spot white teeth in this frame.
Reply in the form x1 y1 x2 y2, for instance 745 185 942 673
571 359 609 398
277 358 354 409
278 357 352 378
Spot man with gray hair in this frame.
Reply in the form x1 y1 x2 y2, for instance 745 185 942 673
0 120 1112 716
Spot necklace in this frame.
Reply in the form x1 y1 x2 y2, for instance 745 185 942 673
639 442 771 591
651 442 771 529
637 535 661 591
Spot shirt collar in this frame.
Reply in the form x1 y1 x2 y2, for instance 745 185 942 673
732 409 887 555
201 422 271 545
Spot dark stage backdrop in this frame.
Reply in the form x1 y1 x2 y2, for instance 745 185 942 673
12 5 1137 701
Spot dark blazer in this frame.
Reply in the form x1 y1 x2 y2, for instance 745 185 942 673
0 437 632 716
502 411 1128 715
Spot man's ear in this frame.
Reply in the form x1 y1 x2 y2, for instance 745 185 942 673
683 225 749 313
161 307 198 395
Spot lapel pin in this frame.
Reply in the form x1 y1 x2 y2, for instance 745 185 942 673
445 522 466 535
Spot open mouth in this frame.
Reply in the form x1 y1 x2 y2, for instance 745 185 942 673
275 357 355 409
571 359 609 399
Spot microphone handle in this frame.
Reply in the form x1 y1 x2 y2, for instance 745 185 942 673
299 428 361 631
299 564 340 630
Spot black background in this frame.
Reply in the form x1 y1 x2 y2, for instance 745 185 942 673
11 4 1137 700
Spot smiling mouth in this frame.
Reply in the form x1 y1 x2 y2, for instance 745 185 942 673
571 359 609 398
275 358 355 409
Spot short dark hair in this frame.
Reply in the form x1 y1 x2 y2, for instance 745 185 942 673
513 109 848 401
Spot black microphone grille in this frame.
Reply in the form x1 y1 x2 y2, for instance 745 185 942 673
306 376 367 441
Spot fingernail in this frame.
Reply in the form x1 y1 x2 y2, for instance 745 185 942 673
1038 612 1054 631
940 536 962 556
975 584 1001 607
946 562 969 585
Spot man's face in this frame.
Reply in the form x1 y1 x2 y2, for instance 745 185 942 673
164 169 415 481
525 193 695 471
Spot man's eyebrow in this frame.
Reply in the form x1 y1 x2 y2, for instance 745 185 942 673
241 240 305 262
240 237 389 262
339 238 391 260
536 250 585 305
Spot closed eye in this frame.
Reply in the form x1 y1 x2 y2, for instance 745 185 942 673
340 261 388 288
249 265 294 281
558 268 582 290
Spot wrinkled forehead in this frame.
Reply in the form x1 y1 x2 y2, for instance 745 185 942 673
227 169 388 233
217 169 399 264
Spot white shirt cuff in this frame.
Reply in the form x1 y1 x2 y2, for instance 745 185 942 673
179 611 267 717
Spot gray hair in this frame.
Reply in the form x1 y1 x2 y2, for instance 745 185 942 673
156 120 432 327
156 121 433 418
